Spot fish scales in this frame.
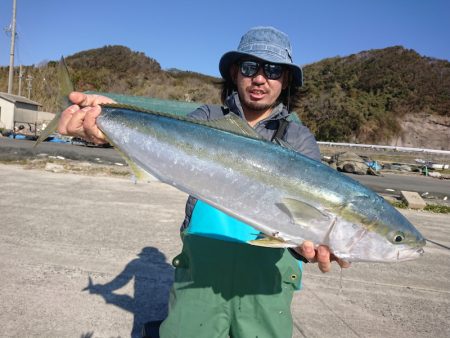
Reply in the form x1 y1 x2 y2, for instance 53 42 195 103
97 105 425 263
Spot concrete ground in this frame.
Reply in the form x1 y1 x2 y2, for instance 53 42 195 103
0 164 449 338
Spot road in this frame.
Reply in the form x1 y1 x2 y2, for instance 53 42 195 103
0 138 124 165
1 138 449 201
349 172 450 200
0 164 449 337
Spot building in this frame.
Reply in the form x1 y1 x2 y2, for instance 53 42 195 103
0 92 54 134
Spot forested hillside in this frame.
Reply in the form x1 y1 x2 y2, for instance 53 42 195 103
297 46 450 143
0 45 222 114
0 45 448 146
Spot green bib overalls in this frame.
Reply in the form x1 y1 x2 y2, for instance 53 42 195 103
159 201 302 338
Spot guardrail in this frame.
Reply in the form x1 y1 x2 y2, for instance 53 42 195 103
317 142 450 155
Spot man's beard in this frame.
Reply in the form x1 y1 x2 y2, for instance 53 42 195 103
241 97 274 113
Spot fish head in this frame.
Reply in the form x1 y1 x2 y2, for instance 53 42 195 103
330 196 426 263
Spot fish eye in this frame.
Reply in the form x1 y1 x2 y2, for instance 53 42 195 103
393 231 405 243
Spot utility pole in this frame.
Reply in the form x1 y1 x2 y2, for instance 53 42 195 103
26 74 33 99
7 0 18 94
18 65 23 96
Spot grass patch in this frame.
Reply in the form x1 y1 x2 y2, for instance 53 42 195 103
389 200 408 209
424 204 450 214
0 158 30 165
390 200 450 213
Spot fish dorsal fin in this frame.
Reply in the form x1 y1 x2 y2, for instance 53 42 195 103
200 113 262 139
278 197 329 226
101 104 263 140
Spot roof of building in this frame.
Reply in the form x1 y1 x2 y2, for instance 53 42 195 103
0 92 42 106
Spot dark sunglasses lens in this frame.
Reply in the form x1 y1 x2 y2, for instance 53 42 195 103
240 61 283 79
264 64 283 79
240 61 259 77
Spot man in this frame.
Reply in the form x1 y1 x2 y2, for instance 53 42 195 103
59 26 349 338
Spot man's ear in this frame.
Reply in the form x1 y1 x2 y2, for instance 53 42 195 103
229 64 238 84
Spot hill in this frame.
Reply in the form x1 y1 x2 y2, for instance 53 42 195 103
296 46 450 148
0 45 448 149
0 45 222 114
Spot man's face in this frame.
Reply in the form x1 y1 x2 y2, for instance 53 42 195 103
231 59 288 115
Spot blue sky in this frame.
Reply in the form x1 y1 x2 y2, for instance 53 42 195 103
1 0 449 77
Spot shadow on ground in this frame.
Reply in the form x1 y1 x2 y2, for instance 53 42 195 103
82 247 174 337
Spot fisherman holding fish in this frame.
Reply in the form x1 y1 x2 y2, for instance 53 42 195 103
59 27 350 337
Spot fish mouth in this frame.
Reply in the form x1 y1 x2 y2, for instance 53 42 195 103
396 247 425 261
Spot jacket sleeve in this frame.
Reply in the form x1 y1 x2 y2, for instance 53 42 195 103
188 104 229 121
187 105 210 120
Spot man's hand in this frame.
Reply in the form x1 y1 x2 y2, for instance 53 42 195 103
58 92 116 144
295 241 351 273
82 276 104 294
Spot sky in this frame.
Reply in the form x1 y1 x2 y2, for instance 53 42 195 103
0 0 449 77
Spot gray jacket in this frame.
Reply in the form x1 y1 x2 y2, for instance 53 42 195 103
181 92 321 231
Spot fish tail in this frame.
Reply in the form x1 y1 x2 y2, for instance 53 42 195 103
34 57 74 147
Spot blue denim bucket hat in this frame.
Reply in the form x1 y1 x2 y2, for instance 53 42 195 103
219 26 303 86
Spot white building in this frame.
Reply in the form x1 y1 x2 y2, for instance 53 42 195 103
0 92 54 134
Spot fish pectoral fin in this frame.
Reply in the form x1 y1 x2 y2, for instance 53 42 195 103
278 198 329 226
113 146 154 182
248 234 294 248
127 160 155 182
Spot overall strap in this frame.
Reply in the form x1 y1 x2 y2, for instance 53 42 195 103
221 106 231 116
271 118 290 142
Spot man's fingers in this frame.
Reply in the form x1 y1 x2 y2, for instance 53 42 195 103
336 257 351 269
329 253 351 269
69 91 116 107
68 92 88 106
58 105 80 135
297 240 315 261
317 245 331 273
296 242 351 273
83 106 107 144
318 262 331 273
65 107 90 139
68 92 101 106
56 92 113 143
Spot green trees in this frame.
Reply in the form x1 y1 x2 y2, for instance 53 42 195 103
296 46 450 143
0 45 448 144
0 45 221 113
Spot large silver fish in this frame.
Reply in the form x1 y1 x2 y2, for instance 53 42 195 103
76 104 424 263
37 60 425 263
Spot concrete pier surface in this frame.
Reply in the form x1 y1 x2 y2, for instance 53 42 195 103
0 164 449 338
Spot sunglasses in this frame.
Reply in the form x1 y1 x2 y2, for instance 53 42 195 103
239 60 284 80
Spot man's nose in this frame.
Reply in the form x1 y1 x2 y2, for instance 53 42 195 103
251 69 267 83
